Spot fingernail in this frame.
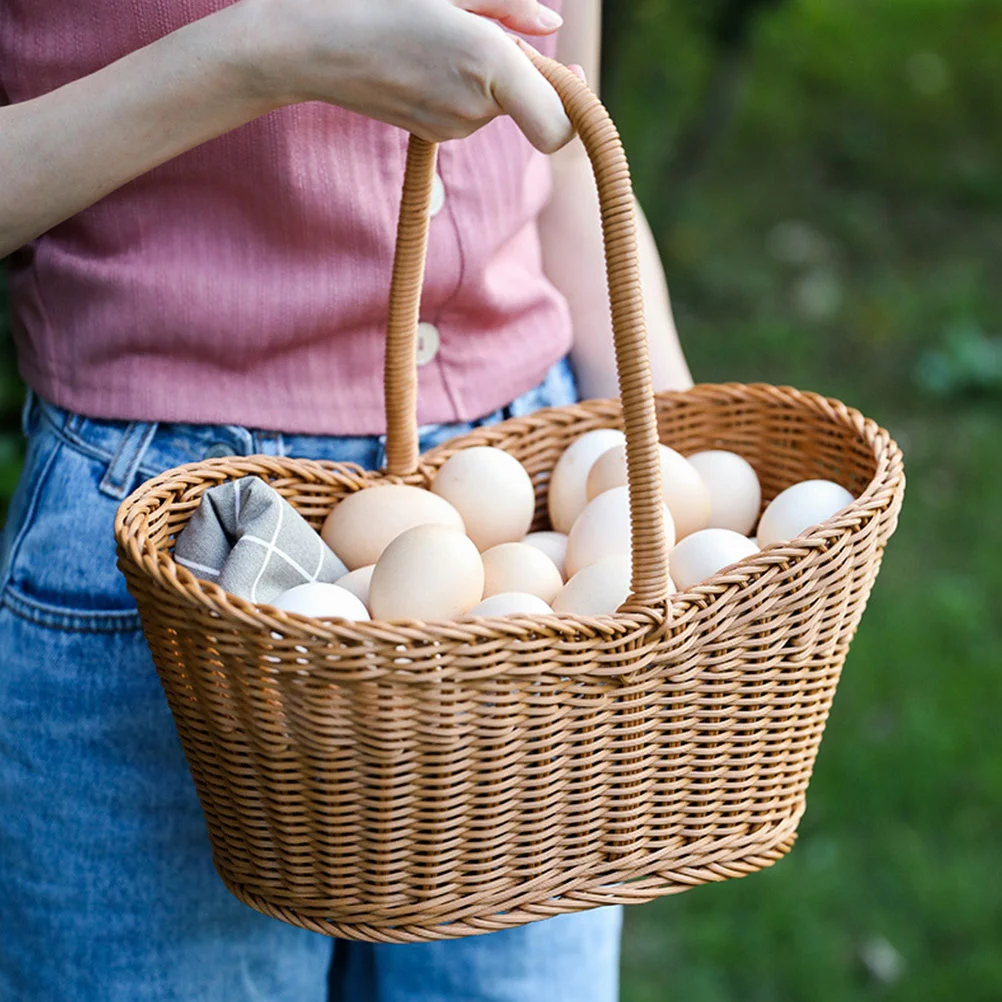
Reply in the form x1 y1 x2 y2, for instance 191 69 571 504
569 63 586 82
537 5 563 29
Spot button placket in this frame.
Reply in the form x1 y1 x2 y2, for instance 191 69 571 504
417 156 448 373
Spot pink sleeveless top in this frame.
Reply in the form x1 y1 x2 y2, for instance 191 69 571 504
0 1 570 435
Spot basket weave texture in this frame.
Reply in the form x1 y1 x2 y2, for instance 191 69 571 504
115 55 904 943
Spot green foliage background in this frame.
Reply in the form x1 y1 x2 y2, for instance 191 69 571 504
602 2 1002 1000
1 1 1000 998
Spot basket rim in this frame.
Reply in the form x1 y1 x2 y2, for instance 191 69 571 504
114 382 905 660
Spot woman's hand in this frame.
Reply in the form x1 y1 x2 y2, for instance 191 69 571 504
234 0 573 152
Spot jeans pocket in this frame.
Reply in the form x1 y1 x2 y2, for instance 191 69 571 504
0 424 142 632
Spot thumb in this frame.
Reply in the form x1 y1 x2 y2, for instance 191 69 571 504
492 38 574 153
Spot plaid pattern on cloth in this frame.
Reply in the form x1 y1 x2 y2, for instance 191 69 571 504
173 477 347 604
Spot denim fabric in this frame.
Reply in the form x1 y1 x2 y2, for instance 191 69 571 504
0 358 623 1002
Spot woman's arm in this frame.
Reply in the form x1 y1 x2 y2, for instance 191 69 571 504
538 0 693 398
0 0 571 258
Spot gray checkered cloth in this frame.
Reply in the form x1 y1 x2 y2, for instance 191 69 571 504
174 477 346 604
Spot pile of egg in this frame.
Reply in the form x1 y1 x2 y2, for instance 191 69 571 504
270 433 855 623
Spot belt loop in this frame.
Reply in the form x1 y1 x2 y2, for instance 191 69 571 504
254 430 286 457
98 420 159 500
20 388 37 438
63 411 83 436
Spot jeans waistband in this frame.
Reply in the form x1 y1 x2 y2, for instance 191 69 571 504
26 391 311 503
23 357 577 503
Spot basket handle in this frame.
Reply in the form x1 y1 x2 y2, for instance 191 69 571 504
383 49 671 607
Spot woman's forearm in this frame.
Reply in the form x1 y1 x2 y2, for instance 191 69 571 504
0 0 572 258
633 193 694 391
0 6 270 257
539 146 693 399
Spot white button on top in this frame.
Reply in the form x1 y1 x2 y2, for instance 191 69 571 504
415 322 440 366
429 173 446 218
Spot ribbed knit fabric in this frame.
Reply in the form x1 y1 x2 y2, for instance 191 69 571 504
0 0 570 435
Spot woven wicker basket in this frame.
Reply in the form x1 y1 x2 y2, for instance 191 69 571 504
115 54 904 943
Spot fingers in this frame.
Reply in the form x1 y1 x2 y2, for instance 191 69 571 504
453 0 562 35
490 38 573 153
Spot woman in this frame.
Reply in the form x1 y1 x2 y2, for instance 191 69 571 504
0 1 692 998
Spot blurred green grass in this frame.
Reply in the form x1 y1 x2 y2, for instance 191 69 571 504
1 0 1000 998
604 1 1002 999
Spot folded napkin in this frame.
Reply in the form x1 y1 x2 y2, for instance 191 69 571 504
174 477 346 604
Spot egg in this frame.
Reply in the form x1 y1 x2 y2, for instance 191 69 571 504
552 554 631 615
585 443 711 540
336 564 375 608
368 524 484 621
465 592 553 617
552 554 676 616
686 450 762 536
668 528 760 591
481 542 563 603
322 484 464 570
547 428 626 534
522 530 569 580
271 582 370 621
431 447 536 551
564 485 676 579
756 479 856 547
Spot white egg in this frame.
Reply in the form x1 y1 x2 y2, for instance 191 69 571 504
369 524 485 621
465 592 553 618
565 485 675 579
552 554 632 615
687 450 762 536
431 447 536 551
756 479 856 547
481 542 563 604
669 528 760 591
321 484 464 569
552 555 676 616
271 582 370 621
585 443 711 540
336 564 375 608
522 530 569 580
547 428 627 534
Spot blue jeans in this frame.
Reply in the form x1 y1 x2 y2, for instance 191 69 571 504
0 358 622 1002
